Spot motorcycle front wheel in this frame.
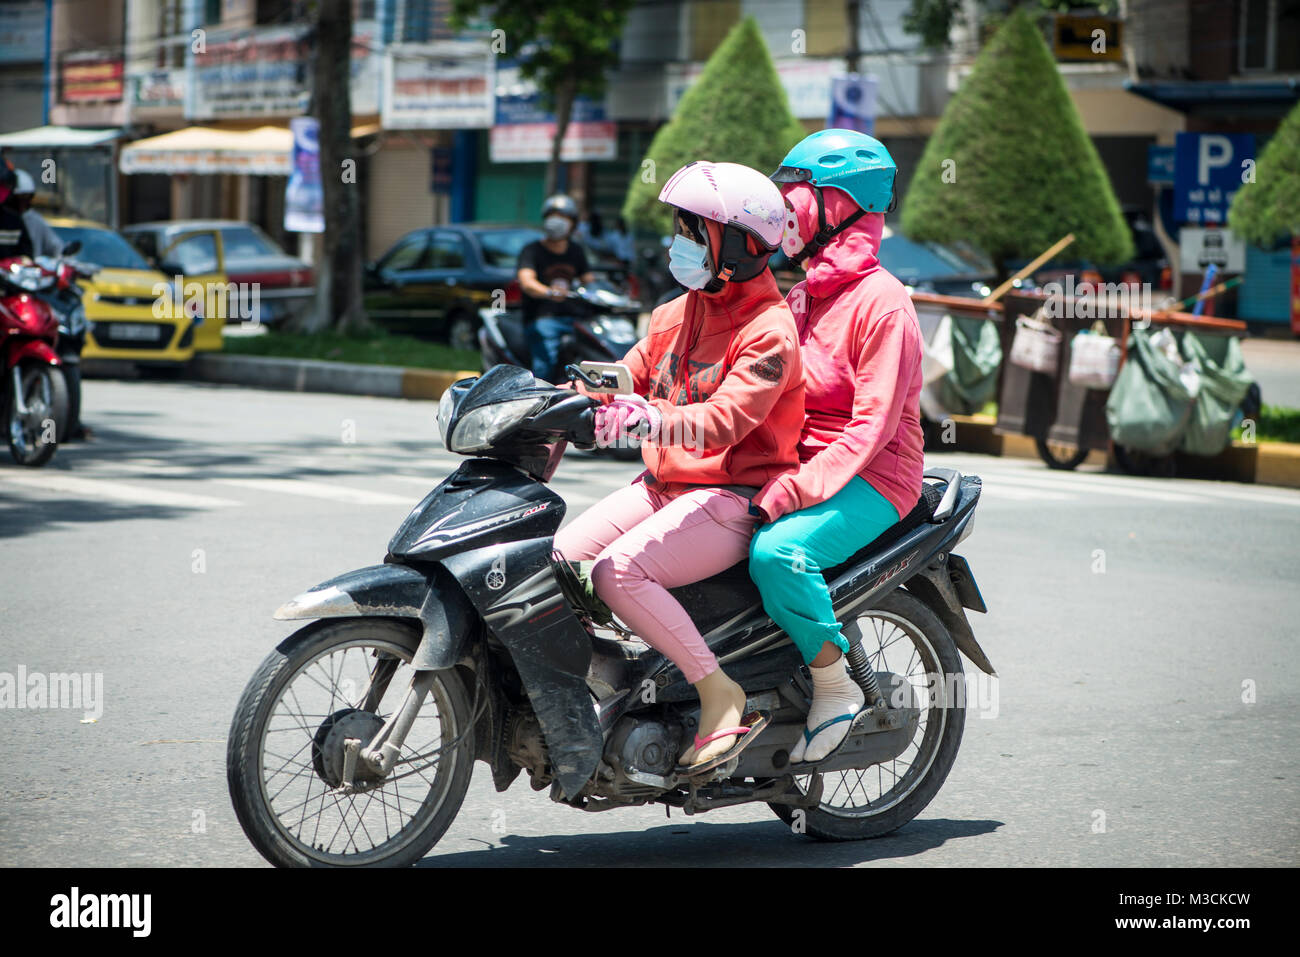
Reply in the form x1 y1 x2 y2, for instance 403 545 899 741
5 362 68 467
768 589 967 841
227 619 475 867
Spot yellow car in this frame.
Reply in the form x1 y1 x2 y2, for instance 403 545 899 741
47 218 225 364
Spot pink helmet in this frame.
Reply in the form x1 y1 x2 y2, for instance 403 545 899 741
658 161 785 250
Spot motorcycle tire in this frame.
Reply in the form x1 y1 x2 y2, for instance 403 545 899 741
5 362 68 467
227 618 475 868
768 589 966 841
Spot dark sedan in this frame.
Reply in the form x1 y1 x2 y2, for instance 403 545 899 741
364 224 548 350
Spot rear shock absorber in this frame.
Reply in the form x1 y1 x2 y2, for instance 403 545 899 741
845 640 886 712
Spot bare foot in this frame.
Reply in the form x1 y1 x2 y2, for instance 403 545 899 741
679 669 747 768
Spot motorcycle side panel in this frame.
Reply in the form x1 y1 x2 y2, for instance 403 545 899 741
273 563 476 671
440 539 602 800
388 459 566 561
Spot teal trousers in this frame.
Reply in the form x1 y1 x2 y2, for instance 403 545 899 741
749 476 901 664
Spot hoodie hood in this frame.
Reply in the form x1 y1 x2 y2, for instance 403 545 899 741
783 182 884 300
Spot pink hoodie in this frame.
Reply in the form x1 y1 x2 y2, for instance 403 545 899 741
751 182 925 523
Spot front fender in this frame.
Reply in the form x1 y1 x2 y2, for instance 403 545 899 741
6 339 61 370
274 563 475 671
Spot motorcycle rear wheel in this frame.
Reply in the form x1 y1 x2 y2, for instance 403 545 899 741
5 362 68 467
227 619 475 867
768 589 966 841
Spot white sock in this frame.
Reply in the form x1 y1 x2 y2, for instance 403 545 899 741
790 659 865 764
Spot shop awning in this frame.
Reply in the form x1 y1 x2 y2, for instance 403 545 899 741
0 125 126 148
118 124 378 176
1123 79 1300 116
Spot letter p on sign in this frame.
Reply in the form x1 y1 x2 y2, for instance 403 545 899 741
1197 135 1233 186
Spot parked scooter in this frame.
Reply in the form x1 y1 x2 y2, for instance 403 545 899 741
34 241 95 442
227 363 992 867
478 282 644 459
0 256 67 466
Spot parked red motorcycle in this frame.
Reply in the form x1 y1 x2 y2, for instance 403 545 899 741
1 256 67 466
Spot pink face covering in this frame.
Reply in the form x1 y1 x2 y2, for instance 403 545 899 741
778 181 886 298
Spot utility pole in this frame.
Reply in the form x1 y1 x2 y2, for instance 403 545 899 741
846 0 862 73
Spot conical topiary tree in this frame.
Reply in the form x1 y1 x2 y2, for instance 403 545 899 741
623 16 807 236
1229 98 1300 247
901 7 1133 276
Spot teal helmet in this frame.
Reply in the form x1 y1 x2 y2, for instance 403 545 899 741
772 128 897 214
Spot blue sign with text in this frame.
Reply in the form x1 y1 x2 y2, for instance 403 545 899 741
1173 132 1254 225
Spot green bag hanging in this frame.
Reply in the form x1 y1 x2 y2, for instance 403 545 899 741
1178 330 1254 457
935 316 1002 415
1105 327 1194 456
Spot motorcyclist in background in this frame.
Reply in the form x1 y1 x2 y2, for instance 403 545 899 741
515 194 595 383
11 170 63 259
0 165 34 259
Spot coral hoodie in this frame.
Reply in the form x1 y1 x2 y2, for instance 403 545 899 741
618 269 804 497
751 183 925 523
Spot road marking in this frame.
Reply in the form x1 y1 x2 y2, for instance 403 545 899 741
0 473 241 508
984 472 1210 504
216 477 414 506
974 484 1074 501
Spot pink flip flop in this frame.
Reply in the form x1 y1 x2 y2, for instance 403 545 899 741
675 710 770 777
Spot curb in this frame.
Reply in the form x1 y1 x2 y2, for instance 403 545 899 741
942 413 1300 491
193 354 477 402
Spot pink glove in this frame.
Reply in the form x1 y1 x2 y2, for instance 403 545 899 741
594 395 661 447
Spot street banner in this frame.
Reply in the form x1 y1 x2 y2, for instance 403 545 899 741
827 74 878 135
667 58 837 120
190 21 380 120
1172 132 1254 225
381 41 495 130
489 66 615 163
284 117 323 234
1179 226 1246 274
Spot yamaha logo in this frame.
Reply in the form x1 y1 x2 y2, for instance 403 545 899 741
485 554 506 590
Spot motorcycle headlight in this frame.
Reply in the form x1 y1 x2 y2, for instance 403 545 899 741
449 397 543 453
437 389 456 445
8 264 53 292
590 317 637 343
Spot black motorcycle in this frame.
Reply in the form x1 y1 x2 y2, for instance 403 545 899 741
478 283 644 460
227 364 993 867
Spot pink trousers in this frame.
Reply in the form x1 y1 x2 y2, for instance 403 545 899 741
554 481 758 683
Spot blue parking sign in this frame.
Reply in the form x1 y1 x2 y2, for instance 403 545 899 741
1173 132 1254 225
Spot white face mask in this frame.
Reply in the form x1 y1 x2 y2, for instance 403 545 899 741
780 198 806 258
668 235 714 290
543 215 571 239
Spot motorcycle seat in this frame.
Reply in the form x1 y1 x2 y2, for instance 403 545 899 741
667 482 942 637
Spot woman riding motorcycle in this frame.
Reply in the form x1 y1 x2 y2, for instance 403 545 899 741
748 130 926 765
556 161 804 774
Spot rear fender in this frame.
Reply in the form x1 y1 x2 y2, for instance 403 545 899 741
903 554 996 676
274 563 475 671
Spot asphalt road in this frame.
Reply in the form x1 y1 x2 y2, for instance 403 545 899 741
2 378 1298 867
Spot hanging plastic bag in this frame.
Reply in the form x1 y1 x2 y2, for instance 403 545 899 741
1105 327 1194 455
934 316 1002 415
1179 330 1254 457
921 312 955 385
1009 309 1062 375
1068 320 1121 389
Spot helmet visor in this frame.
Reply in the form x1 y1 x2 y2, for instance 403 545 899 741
770 165 814 185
